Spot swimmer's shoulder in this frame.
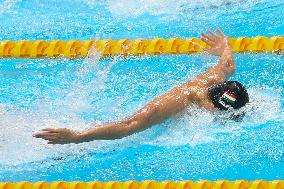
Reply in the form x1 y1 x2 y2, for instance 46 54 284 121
190 86 216 112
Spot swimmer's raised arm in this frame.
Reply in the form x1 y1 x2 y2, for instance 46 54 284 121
190 29 236 88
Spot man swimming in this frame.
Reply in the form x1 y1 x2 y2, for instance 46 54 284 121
33 29 249 144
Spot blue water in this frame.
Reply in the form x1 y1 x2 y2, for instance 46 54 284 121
0 0 283 181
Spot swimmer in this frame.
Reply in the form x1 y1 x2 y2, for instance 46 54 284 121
33 29 249 144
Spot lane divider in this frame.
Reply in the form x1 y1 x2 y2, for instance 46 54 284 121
0 36 283 59
0 180 283 189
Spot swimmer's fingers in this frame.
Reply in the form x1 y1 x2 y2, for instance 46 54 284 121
217 29 226 38
33 132 65 144
208 30 220 40
201 33 214 42
43 136 58 141
203 48 210 53
202 47 214 54
41 128 60 133
33 131 57 139
34 128 79 144
201 37 214 47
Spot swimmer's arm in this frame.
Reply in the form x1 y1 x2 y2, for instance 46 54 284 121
77 86 193 142
33 124 129 144
195 29 235 85
215 44 235 79
76 119 144 142
33 86 193 144
33 122 138 144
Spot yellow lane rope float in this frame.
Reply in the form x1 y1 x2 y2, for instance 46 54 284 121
0 36 283 59
0 180 283 189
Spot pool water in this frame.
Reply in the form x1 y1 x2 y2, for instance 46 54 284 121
0 0 283 181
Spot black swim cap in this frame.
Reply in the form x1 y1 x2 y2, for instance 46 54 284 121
208 81 249 110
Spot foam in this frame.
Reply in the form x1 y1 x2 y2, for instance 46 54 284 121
0 0 19 15
0 46 108 165
104 0 248 18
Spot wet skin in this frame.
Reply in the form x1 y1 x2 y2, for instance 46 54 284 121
33 29 236 144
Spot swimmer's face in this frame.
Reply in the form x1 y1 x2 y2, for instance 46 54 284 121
208 81 249 111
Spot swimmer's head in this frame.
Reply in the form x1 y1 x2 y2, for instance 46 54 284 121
208 81 249 111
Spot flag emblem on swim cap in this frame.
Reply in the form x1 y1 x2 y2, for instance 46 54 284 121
222 91 237 104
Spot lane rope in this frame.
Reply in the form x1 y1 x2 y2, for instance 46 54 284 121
0 180 283 189
0 36 283 59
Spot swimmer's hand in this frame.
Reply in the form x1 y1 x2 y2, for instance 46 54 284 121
33 128 81 144
201 29 231 56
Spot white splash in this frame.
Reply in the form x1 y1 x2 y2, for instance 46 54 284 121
105 0 248 18
0 0 19 15
0 42 119 165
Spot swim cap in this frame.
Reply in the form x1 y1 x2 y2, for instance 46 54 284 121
208 81 249 110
